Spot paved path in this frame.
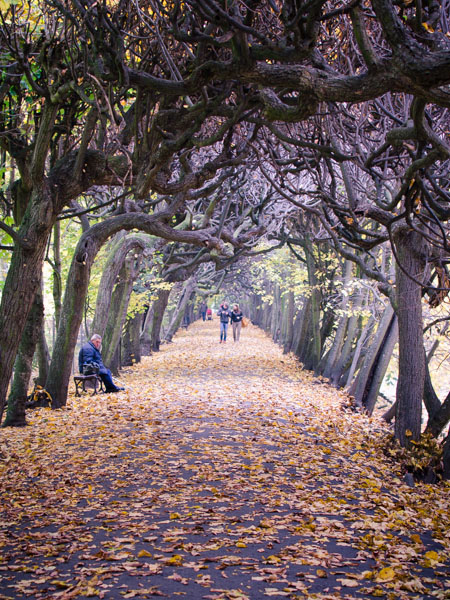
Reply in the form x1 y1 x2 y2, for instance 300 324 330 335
0 321 449 599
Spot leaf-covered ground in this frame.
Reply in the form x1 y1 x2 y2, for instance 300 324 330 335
1 320 449 600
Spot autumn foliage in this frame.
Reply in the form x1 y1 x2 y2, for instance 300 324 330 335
1 321 449 599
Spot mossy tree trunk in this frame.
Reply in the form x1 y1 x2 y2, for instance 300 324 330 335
2 282 44 427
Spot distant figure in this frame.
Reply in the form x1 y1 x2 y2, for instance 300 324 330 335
217 302 232 343
199 301 208 321
78 334 124 393
206 307 212 320
231 304 244 342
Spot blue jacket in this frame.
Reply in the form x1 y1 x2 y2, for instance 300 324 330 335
78 341 107 375
217 307 232 323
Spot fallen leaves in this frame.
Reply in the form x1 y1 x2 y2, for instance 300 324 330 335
0 321 449 599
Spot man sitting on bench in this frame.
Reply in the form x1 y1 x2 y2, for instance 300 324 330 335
78 334 124 394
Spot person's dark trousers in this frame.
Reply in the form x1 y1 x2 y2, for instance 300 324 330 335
100 369 118 392
201 312 206 321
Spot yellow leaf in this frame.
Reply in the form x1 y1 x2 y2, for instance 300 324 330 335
411 534 422 544
166 554 183 566
236 541 247 548
316 569 328 578
375 567 395 582
265 555 282 564
170 512 181 520
137 550 152 557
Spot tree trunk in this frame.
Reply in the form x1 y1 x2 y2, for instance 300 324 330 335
363 315 398 415
150 288 171 352
165 277 198 342
442 430 450 480
282 290 295 354
394 230 427 447
103 254 142 370
121 312 144 366
349 305 396 404
2 282 44 427
344 315 376 388
35 323 50 388
0 188 55 421
271 284 281 342
91 233 151 337
52 222 62 331
140 304 154 355
331 290 364 385
423 357 443 421
425 390 450 438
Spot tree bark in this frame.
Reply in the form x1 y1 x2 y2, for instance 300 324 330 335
121 313 144 366
150 288 171 351
2 282 44 427
91 233 152 337
103 254 142 371
0 187 54 422
363 315 398 415
282 290 295 354
165 276 198 342
394 230 427 447
348 305 396 405
52 222 62 331
35 320 50 388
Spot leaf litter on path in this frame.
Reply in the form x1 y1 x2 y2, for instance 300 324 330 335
0 321 449 599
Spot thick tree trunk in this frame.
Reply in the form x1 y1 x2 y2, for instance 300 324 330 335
103 255 142 370
150 288 171 352
394 230 427 447
2 282 44 427
91 233 150 337
121 313 143 366
0 188 55 421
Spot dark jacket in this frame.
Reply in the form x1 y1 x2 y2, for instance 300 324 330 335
217 307 232 323
231 310 243 323
78 341 107 375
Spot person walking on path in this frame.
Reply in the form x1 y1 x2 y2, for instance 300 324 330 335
199 301 208 321
78 334 124 393
231 304 244 342
217 302 232 343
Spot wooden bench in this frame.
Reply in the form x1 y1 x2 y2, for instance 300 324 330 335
73 374 104 396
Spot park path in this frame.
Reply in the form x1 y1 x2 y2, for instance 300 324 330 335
0 320 449 600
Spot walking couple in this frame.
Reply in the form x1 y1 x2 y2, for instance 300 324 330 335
217 303 245 343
